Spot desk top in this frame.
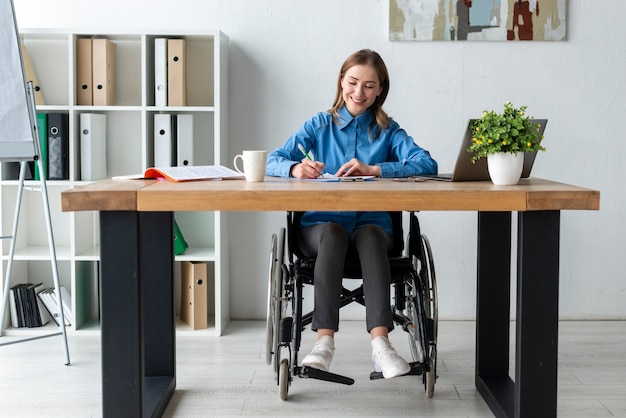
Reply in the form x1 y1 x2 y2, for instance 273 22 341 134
61 177 600 213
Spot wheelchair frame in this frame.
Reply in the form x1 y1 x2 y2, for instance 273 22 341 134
266 211 438 400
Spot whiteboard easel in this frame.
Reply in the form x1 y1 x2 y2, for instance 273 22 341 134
0 0 70 365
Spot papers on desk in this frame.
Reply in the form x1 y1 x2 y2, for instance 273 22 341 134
305 173 376 182
113 165 245 182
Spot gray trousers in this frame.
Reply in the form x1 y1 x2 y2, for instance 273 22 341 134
298 222 394 333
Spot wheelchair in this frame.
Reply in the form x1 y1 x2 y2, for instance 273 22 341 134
266 211 438 400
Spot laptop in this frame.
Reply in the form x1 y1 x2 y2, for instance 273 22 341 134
422 119 548 182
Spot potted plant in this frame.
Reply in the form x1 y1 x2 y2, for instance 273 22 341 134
468 101 545 185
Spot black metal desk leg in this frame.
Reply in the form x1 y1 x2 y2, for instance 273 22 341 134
515 210 560 418
100 211 176 418
476 211 514 417
475 210 561 418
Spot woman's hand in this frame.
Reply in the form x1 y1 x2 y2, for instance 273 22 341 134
291 160 326 179
335 158 381 177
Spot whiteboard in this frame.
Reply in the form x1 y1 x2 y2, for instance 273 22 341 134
0 0 38 162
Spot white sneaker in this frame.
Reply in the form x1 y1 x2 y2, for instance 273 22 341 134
301 335 335 372
371 336 411 378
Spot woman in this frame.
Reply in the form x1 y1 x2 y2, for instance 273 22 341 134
266 49 437 378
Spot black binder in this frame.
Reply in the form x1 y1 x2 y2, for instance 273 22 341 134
47 113 69 180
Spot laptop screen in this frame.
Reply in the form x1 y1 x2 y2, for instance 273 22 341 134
446 118 548 181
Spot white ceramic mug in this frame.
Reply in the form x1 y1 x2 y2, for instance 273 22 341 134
233 150 267 182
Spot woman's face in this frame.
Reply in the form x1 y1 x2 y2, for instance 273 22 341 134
340 64 382 117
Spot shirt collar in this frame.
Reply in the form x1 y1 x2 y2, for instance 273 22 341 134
336 105 374 132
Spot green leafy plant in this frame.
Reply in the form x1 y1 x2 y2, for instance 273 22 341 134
468 101 545 162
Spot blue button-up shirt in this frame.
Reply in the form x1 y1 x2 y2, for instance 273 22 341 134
266 106 438 235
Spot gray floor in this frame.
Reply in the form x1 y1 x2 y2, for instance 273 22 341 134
1 320 625 417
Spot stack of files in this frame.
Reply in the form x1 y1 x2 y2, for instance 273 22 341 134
47 113 69 180
37 286 72 327
154 38 187 106
80 113 107 180
76 37 116 105
8 283 50 328
154 113 194 167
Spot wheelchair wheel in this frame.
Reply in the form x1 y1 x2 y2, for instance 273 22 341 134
265 228 285 369
406 232 438 398
419 234 438 398
279 358 290 400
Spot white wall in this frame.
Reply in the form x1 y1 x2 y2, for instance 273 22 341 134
16 0 625 320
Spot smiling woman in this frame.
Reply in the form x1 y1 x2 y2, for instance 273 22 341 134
265 48 437 380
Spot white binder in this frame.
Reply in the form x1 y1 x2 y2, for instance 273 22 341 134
154 113 175 167
80 113 107 181
176 114 194 166
154 38 167 107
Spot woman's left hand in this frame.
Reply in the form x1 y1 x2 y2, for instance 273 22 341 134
335 158 381 177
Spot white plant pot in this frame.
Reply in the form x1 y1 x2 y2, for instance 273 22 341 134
487 152 524 185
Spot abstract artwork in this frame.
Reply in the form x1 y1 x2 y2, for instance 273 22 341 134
389 0 567 41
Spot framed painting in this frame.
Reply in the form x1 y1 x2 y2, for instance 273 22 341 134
389 0 567 41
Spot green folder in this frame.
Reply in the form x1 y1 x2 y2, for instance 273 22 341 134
174 220 188 255
34 112 47 180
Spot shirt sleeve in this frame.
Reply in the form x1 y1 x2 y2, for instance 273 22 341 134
266 113 326 178
377 122 438 178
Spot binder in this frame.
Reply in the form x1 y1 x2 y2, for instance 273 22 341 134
34 112 47 180
180 261 208 330
176 114 194 166
20 43 45 105
13 284 27 327
25 283 47 327
32 283 51 326
24 283 38 327
37 286 71 327
154 38 168 106
92 38 116 106
76 38 93 105
167 38 186 106
154 113 176 166
174 220 188 255
59 286 72 325
47 113 69 180
80 113 107 180
9 285 21 328
37 288 57 325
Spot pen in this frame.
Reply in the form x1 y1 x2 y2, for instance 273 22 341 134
298 144 314 161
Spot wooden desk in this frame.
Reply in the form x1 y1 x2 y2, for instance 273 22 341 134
62 177 599 418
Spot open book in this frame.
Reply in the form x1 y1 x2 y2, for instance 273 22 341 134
114 165 244 182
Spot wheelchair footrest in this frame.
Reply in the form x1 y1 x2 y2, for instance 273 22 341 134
369 361 423 380
297 366 355 385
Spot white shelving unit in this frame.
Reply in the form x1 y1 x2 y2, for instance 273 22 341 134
0 29 229 336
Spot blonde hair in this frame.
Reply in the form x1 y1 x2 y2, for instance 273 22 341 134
329 49 391 138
